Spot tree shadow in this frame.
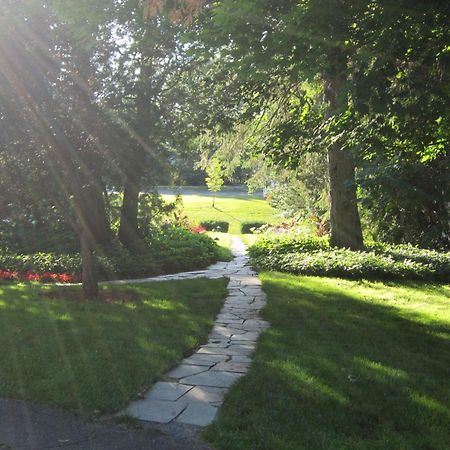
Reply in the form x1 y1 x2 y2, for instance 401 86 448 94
210 276 450 449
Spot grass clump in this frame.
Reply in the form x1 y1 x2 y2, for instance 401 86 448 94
249 235 450 282
0 278 228 416
207 273 450 450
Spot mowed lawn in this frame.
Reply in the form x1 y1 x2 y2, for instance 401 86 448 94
207 273 450 450
162 193 280 234
0 278 228 416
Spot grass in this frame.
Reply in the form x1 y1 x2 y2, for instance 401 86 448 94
0 278 228 416
206 273 450 450
208 232 234 261
162 194 280 234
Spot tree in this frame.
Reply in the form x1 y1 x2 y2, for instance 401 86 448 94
145 0 366 248
0 1 118 297
205 158 224 207
53 1 201 250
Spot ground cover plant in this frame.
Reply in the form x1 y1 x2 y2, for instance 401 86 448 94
0 278 228 416
207 273 450 450
0 227 224 282
161 193 279 234
249 235 450 282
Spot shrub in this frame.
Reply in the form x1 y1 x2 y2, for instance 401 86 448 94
241 222 268 234
147 227 220 273
200 221 230 232
249 235 450 282
0 227 223 283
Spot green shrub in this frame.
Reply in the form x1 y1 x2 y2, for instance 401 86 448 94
200 221 230 232
241 222 268 234
0 227 223 281
147 227 220 273
0 252 81 274
249 235 450 282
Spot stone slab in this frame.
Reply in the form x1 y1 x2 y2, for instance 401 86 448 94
185 354 229 364
180 371 244 388
175 403 218 426
125 399 185 423
145 382 192 401
179 386 227 404
211 361 250 373
167 365 208 379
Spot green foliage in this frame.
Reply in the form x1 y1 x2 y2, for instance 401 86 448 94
200 220 230 232
0 252 81 275
145 226 221 273
241 222 268 234
358 152 449 250
205 158 225 193
249 235 450 281
0 227 223 280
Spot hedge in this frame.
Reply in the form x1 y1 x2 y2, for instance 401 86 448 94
200 220 230 232
241 222 268 234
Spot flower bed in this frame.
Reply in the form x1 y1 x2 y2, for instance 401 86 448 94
0 270 79 283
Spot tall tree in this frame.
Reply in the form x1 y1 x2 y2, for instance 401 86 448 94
0 1 117 296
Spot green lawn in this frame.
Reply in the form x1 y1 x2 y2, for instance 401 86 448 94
0 278 228 416
208 232 234 261
162 194 280 234
207 273 450 450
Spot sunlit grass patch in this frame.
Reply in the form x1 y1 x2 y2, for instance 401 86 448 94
207 274 450 450
0 278 228 416
162 194 279 234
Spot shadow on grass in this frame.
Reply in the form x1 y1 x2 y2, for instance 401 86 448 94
0 278 228 417
207 274 450 450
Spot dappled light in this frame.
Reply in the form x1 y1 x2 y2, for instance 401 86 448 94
207 273 450 449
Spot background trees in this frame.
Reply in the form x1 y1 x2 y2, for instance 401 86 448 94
151 0 448 249
0 0 447 299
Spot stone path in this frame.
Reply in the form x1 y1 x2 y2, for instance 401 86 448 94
121 237 269 427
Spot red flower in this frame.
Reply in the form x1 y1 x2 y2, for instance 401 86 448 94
0 269 78 283
191 226 207 234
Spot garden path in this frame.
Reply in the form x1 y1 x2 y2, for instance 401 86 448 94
120 236 269 427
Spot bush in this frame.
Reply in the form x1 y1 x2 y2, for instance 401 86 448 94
0 227 223 282
249 235 450 282
147 227 220 273
200 220 230 233
241 222 268 234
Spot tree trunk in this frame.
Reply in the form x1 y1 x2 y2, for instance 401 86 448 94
324 72 364 250
118 180 141 249
81 182 112 248
80 230 98 298
328 147 364 249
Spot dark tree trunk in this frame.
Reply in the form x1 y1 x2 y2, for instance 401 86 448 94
81 182 112 249
118 180 141 249
328 147 364 249
80 230 98 298
324 72 364 250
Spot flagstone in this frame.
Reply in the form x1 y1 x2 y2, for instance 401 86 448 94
120 236 269 428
